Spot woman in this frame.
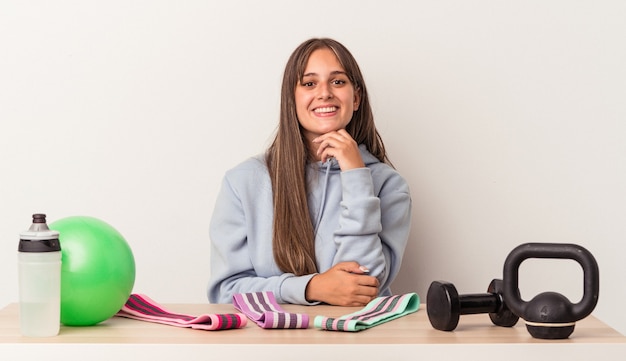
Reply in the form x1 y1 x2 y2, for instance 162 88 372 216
208 38 411 306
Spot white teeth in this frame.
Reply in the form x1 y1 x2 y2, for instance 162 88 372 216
314 106 337 113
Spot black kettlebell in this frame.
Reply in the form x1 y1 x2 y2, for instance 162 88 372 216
502 243 599 339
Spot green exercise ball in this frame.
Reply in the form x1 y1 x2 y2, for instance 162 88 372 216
49 216 135 326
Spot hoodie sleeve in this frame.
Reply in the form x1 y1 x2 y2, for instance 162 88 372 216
207 161 318 305
332 166 411 293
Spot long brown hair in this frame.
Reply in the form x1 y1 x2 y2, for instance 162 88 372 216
265 38 390 275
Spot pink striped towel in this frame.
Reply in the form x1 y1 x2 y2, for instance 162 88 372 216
115 294 247 330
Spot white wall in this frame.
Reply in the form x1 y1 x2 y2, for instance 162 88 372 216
1 1 625 335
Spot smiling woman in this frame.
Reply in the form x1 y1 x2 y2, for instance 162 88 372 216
207 38 412 307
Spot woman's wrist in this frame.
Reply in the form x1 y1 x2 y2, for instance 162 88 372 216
304 274 320 303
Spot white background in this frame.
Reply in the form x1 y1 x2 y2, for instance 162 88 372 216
1 1 625 335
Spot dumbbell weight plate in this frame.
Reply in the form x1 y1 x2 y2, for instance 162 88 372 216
426 281 461 331
487 279 519 327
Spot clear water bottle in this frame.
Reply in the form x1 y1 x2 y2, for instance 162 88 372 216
18 213 62 337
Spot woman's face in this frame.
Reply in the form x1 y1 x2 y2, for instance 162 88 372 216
295 48 360 143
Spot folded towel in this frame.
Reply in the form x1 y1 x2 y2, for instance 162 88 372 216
116 293 247 330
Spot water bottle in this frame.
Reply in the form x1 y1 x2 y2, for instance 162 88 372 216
18 213 62 337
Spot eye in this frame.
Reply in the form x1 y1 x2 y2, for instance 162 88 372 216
301 81 315 87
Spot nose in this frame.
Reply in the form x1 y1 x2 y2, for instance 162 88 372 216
316 81 333 99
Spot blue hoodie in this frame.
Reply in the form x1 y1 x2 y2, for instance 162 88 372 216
208 145 412 304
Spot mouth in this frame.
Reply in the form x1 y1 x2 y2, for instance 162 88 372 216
313 106 338 114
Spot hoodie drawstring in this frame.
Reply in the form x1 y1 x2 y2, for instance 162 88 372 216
314 158 333 235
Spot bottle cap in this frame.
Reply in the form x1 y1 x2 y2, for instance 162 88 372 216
19 214 61 252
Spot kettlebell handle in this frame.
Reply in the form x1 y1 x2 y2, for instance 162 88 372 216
502 243 599 321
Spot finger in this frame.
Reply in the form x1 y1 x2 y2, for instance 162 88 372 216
348 265 370 274
315 136 343 154
318 147 336 164
316 140 333 158
315 139 336 160
313 131 349 146
335 261 361 272
354 285 379 303
316 138 350 161
356 275 379 288
347 297 374 307
336 129 355 141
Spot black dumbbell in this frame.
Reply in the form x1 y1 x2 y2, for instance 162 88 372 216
426 279 519 331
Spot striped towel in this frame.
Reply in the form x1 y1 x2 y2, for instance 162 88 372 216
232 291 309 329
115 294 247 330
314 292 420 332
